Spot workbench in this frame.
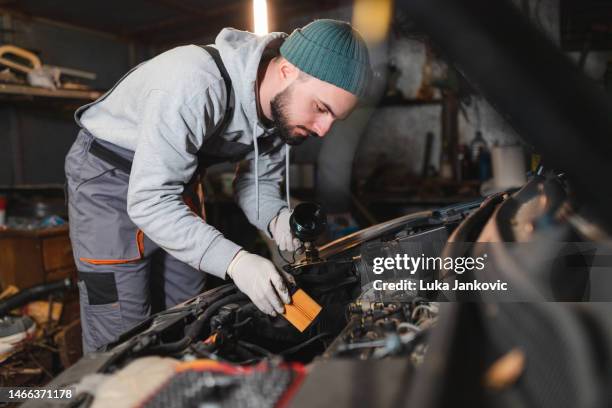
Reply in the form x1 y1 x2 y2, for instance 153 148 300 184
0 225 76 290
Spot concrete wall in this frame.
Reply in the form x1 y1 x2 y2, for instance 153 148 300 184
282 3 531 212
311 0 610 213
352 0 562 188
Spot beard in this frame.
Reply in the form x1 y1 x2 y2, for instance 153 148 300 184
270 84 319 146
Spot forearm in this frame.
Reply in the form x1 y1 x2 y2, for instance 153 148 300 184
127 86 240 278
128 186 241 277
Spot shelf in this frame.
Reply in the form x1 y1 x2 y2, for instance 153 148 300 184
0 224 69 238
0 83 102 105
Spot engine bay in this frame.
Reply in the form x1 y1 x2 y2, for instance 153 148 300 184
26 173 612 408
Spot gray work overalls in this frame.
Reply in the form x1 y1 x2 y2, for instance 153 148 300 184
65 47 253 353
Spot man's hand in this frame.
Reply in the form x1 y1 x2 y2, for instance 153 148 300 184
269 209 301 252
226 250 291 316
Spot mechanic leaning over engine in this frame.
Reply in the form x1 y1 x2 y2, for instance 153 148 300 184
64 19 372 353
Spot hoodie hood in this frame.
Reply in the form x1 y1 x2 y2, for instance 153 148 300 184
215 28 291 219
215 28 287 137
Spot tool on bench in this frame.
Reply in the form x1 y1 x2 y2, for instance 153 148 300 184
0 44 96 89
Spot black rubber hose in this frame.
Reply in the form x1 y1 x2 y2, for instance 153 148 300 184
237 340 275 358
142 292 248 355
144 336 191 355
280 332 331 356
185 292 248 343
0 278 72 316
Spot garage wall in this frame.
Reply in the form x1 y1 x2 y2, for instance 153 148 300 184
309 0 608 213
354 0 564 186
287 5 517 211
3 0 607 206
0 16 146 185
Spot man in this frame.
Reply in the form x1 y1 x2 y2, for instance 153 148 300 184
65 19 371 353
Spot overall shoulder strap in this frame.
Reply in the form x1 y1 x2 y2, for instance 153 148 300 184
86 47 237 177
199 45 234 137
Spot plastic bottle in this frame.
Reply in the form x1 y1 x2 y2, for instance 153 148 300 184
470 132 492 181
0 195 6 226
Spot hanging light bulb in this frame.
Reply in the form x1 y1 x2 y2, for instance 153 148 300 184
253 0 269 35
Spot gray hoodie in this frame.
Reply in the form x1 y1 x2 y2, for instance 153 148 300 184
76 28 291 278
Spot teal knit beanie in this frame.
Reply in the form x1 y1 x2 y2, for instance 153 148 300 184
280 19 372 98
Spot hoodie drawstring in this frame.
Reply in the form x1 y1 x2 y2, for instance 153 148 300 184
253 119 260 220
252 121 291 221
285 144 291 211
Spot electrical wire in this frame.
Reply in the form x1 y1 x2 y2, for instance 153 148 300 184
277 246 293 264
279 332 331 356
236 340 275 358
232 316 253 329
232 332 332 363
188 344 219 360
186 292 248 342
132 292 248 356
276 243 300 264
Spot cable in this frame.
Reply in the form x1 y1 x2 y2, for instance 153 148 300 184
0 278 72 316
188 344 220 360
234 332 332 362
186 292 248 341
152 304 197 317
134 292 247 356
147 284 238 318
280 332 331 356
277 246 293 264
236 340 275 358
233 317 253 329
145 337 191 355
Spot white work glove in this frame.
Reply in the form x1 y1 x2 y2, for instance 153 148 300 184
269 208 301 252
226 250 293 316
